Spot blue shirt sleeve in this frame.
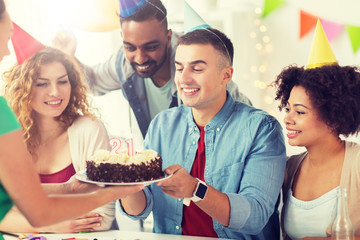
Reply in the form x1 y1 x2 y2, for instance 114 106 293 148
227 114 286 234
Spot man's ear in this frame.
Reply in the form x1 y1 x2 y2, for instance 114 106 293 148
167 29 173 47
222 66 233 84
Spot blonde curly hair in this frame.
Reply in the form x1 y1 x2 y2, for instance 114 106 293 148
3 47 97 155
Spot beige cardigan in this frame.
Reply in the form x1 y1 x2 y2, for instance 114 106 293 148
281 141 360 239
68 116 115 231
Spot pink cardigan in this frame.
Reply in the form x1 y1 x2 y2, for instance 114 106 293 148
281 141 360 239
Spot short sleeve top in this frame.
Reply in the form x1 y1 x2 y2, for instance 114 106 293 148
0 96 21 225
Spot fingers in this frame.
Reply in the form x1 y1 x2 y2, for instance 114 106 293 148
68 215 103 232
163 164 182 175
51 28 78 56
156 165 198 199
76 212 101 219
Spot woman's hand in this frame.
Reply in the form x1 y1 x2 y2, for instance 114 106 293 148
37 212 103 233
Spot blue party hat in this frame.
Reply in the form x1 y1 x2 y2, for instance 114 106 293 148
184 0 211 33
119 0 147 17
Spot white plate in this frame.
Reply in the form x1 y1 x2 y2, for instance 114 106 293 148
75 170 172 186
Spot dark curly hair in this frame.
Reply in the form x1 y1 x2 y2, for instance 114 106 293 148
273 64 360 137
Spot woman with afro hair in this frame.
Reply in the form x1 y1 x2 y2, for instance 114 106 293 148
273 22 360 239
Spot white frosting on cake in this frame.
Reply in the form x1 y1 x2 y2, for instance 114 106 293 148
90 149 159 165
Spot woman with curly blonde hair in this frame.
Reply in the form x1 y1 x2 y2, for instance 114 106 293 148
1 47 117 233
4 47 94 156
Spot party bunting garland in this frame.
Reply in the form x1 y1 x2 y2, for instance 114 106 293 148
299 11 360 53
261 0 360 54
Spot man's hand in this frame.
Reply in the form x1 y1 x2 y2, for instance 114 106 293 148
52 28 78 56
157 164 198 199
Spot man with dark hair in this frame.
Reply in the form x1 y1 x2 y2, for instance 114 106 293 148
54 0 251 139
119 27 286 239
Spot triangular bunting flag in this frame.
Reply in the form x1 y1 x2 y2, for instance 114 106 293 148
300 10 317 39
262 0 286 18
321 19 344 42
346 25 360 54
11 22 45 65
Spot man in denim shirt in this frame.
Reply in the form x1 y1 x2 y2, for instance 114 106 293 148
120 27 286 239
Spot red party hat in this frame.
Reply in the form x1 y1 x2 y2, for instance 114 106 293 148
11 22 45 64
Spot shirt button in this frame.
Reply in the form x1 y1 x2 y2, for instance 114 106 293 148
192 141 196 145
137 108 141 112
176 225 180 230
217 128 220 132
129 85 132 88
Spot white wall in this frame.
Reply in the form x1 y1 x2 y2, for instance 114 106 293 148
2 0 360 155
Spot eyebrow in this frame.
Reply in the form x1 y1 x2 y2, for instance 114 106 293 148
123 40 160 47
287 102 310 109
175 60 207 66
38 74 68 81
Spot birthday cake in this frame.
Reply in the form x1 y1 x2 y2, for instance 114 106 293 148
86 149 164 183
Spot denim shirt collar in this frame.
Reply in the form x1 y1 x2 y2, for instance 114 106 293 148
185 91 234 133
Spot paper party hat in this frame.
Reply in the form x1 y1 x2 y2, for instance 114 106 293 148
11 22 45 65
184 0 211 33
119 0 147 17
306 19 338 69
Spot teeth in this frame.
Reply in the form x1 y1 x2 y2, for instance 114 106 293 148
183 88 199 93
138 65 149 70
46 100 61 105
288 130 301 134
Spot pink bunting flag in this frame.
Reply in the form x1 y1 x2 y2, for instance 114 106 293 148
320 19 344 42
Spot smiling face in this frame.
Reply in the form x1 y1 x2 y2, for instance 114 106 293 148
31 61 71 119
0 11 13 62
283 85 333 147
121 17 171 78
175 43 232 116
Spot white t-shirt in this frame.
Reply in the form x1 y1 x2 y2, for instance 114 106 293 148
144 77 172 119
284 187 339 239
